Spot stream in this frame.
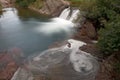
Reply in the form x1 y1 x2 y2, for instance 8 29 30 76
0 8 74 56
0 7 99 80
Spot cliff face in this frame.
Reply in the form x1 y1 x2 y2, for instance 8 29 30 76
29 0 70 16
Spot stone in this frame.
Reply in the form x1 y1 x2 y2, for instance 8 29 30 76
82 21 97 39
29 0 70 16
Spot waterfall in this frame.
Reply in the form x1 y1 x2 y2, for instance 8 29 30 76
59 7 80 22
35 18 74 35
59 7 71 20
35 7 80 35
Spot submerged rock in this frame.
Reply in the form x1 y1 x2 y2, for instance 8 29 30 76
12 39 99 80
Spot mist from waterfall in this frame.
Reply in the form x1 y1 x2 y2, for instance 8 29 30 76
35 7 80 35
35 18 74 35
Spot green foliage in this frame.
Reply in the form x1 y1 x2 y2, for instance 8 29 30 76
70 0 120 54
16 0 43 9
98 18 120 54
16 0 36 7
68 0 97 11
96 0 120 54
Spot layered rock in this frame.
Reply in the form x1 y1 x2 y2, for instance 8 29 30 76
29 0 70 16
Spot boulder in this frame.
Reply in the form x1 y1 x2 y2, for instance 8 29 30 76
29 0 70 16
82 21 97 39
73 22 97 44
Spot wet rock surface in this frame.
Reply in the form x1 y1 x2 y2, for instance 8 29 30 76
0 48 24 80
12 39 99 80
73 21 97 42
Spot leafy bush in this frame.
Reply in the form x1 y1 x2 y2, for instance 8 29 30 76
16 0 43 9
16 0 36 7
98 18 120 54
96 0 120 54
68 0 97 12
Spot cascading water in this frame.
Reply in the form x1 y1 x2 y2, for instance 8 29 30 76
34 7 80 35
59 7 80 22
35 18 74 35
59 7 71 20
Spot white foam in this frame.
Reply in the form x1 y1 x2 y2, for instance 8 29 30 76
0 8 20 25
35 18 74 35
59 7 71 20
69 10 80 22
59 7 80 22
67 39 86 50
65 39 94 72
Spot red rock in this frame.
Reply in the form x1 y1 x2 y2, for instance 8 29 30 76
73 21 97 42
0 48 24 80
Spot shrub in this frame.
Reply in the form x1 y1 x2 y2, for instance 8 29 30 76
16 0 36 7
70 0 120 55
98 17 120 55
96 0 120 55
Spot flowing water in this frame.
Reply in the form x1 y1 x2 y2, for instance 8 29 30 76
7 8 99 80
0 8 74 56
59 7 80 22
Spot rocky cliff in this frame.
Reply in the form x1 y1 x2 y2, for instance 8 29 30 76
29 0 70 16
